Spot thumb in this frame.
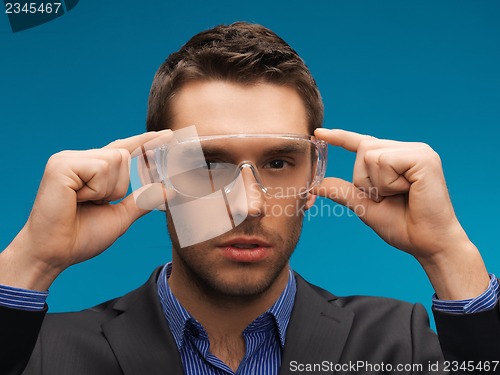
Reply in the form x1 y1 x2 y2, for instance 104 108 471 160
132 183 176 212
113 184 176 233
312 177 373 217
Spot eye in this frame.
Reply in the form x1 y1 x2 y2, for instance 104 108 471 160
204 161 224 170
201 161 233 171
264 159 289 169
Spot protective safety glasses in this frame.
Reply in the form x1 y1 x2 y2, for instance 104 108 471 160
154 133 328 198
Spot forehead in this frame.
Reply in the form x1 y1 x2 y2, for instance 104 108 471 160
169 80 309 136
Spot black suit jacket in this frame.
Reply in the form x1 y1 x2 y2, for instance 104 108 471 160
1 268 499 374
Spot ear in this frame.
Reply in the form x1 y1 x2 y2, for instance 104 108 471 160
303 192 317 211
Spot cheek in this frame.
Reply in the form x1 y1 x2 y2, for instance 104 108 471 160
263 197 308 220
165 209 180 248
165 193 238 248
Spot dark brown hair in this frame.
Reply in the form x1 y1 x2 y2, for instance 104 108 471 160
146 22 323 134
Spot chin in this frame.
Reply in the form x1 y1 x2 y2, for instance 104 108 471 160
197 263 286 299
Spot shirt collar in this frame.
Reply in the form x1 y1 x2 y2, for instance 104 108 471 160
157 262 296 350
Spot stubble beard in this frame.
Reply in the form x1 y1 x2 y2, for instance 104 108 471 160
166 211 303 302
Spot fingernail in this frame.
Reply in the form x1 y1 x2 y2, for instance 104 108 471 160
314 128 331 135
158 129 172 133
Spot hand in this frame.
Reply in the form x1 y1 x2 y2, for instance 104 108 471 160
313 128 489 300
0 130 173 290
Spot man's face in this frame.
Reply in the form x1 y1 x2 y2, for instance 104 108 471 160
166 80 314 298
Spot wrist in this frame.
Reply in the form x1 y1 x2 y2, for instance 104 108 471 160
418 238 490 300
0 232 62 291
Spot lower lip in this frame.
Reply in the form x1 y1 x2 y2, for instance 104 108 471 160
219 246 270 262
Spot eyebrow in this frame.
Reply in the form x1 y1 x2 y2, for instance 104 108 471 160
198 142 309 159
174 141 310 160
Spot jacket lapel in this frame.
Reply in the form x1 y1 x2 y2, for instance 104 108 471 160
100 269 352 375
279 274 354 375
101 268 185 375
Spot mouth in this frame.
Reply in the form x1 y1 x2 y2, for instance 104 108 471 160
217 237 271 262
230 243 260 249
219 237 271 248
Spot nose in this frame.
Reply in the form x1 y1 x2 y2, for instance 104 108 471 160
226 164 266 224
241 166 266 217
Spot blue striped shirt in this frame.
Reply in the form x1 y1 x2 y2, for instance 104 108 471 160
157 262 296 375
433 273 500 313
0 284 48 311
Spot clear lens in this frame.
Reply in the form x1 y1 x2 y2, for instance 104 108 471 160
156 134 327 198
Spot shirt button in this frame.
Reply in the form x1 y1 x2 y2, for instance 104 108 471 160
190 326 199 338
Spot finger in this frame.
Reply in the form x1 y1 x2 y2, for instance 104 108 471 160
107 194 150 237
104 129 173 155
51 148 127 161
312 177 374 218
101 149 131 201
139 131 176 154
132 183 176 211
62 150 127 202
104 186 176 239
364 148 411 197
73 158 116 202
107 149 132 202
49 149 131 203
352 152 381 202
137 149 161 185
314 128 377 152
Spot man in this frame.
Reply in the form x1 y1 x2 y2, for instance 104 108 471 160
0 22 499 375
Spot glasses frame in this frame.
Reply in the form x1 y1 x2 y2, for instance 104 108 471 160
154 133 328 198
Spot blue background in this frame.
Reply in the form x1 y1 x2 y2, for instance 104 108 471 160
1 1 499 328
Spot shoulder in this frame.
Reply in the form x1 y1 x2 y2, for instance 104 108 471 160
40 267 161 348
284 273 442 364
295 272 431 329
43 296 120 332
26 269 164 373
